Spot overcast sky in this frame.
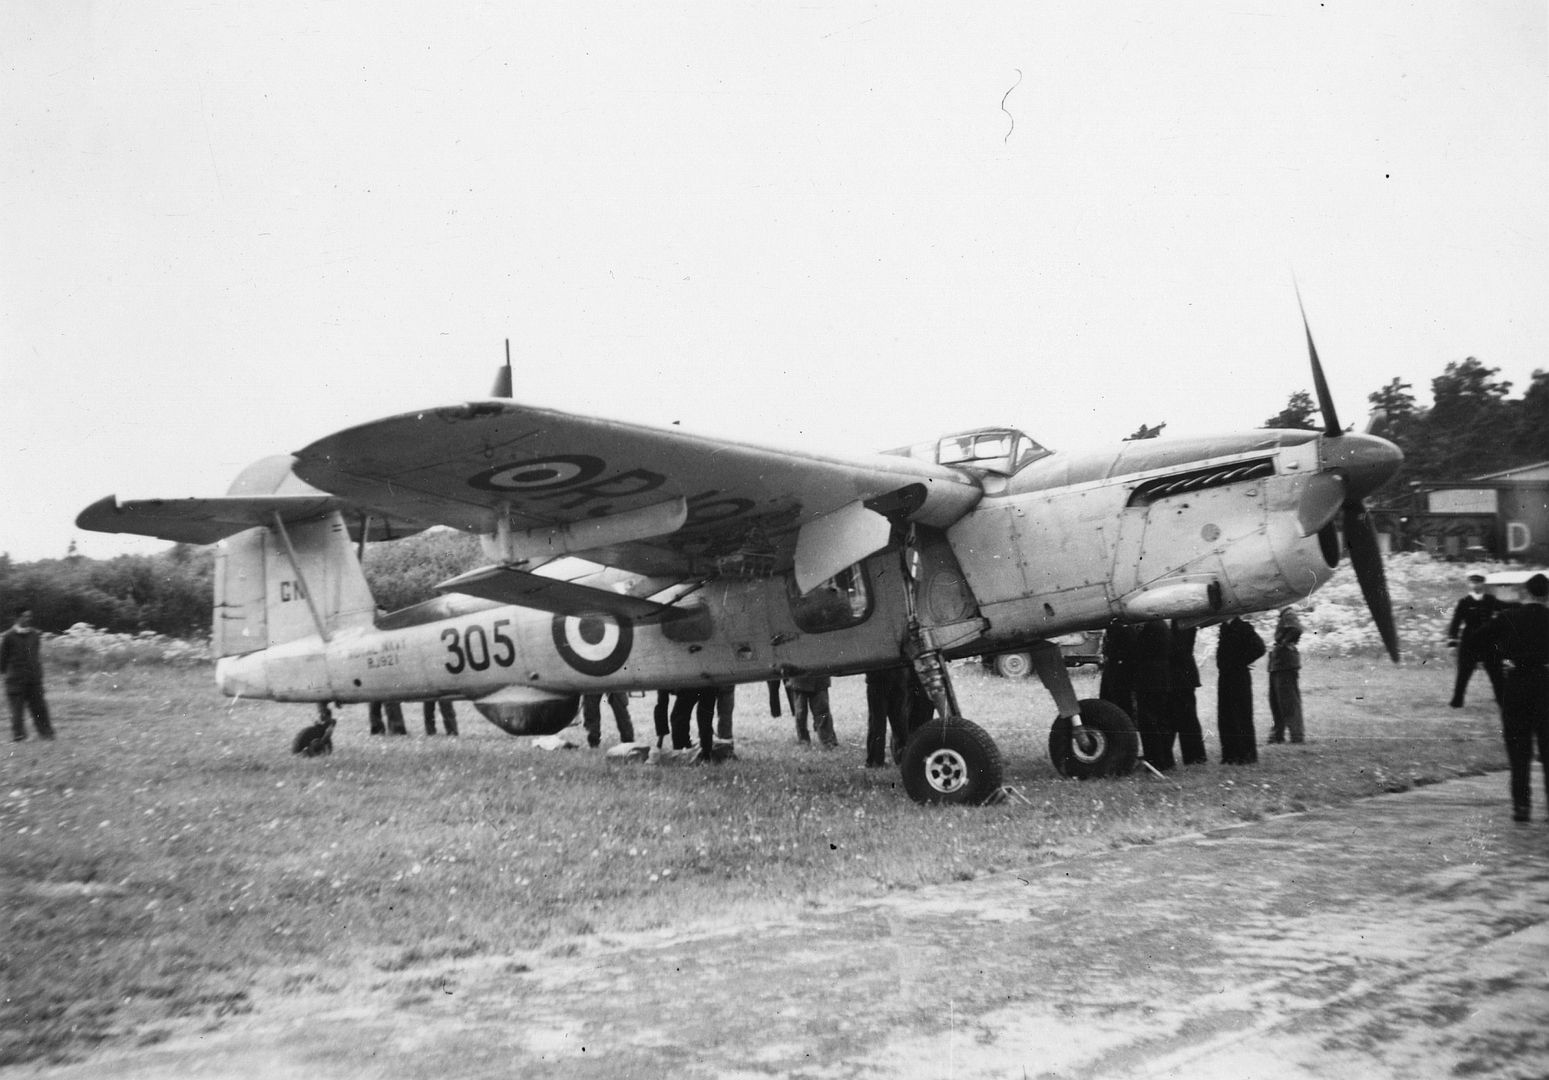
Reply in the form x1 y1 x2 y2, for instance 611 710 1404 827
3 1 1545 562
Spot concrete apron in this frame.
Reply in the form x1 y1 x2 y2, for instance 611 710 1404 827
30 772 1549 1080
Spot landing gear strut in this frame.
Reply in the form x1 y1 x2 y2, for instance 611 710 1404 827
895 526 1006 804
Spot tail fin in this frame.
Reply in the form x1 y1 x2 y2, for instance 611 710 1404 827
215 512 376 657
76 455 397 658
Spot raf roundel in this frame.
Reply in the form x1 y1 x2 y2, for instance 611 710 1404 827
551 612 633 676
469 455 606 493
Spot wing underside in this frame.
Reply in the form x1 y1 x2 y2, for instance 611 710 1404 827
293 400 982 584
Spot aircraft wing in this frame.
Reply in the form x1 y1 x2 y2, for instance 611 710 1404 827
76 494 357 545
294 400 982 589
75 494 425 545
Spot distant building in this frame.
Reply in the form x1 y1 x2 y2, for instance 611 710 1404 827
1393 461 1549 563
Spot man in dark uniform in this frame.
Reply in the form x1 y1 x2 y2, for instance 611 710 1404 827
864 666 911 767
1216 617 1265 765
1168 621 1207 765
1130 619 1175 770
2 609 54 741
1447 572 1503 707
1481 573 1549 823
1098 619 1137 721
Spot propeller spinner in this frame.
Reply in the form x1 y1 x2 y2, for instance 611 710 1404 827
1296 290 1403 661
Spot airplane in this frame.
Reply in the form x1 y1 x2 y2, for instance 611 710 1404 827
76 312 1402 804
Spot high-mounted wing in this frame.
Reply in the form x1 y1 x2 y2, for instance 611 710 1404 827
76 494 355 545
294 401 983 589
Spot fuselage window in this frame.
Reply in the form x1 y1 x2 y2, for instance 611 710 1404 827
788 564 873 634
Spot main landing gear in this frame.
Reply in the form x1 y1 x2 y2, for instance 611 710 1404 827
897 633 1139 804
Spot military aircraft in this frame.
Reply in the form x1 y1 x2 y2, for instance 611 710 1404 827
77 312 1401 804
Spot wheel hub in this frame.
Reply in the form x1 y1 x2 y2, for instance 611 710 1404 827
1072 729 1108 764
923 748 970 794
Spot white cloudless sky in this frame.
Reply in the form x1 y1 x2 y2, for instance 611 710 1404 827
2 1 1545 561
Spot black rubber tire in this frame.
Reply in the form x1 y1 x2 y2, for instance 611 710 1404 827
473 696 581 736
992 652 1033 678
900 718 1005 805
1048 698 1139 779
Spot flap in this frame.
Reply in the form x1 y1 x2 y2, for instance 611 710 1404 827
437 563 680 621
794 500 894 593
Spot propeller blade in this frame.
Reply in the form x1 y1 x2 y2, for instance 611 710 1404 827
1296 285 1343 437
1344 502 1400 662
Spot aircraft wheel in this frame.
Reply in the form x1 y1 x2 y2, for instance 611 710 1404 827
992 652 1033 678
900 719 1005 805
1048 698 1139 779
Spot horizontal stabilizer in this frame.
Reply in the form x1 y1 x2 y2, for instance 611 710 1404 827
437 563 679 621
76 494 355 545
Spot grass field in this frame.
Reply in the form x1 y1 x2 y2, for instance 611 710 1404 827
1 645 1509 1067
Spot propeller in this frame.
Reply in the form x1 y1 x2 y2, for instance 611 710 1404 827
1296 287 1402 662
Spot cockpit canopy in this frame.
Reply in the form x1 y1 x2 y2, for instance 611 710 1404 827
883 427 1050 477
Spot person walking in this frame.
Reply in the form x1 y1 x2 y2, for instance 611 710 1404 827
1448 572 1504 707
1267 607 1304 744
422 699 459 736
581 692 634 747
1481 573 1549 823
1216 617 1265 765
2 609 54 741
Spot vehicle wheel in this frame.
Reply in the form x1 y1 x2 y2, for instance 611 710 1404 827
1048 698 1139 779
900 719 1005 805
474 696 580 736
992 652 1033 678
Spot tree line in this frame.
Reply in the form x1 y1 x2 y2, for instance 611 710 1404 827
0 530 484 638
1262 358 1549 507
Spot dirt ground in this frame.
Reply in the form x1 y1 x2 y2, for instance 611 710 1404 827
16 769 1548 1080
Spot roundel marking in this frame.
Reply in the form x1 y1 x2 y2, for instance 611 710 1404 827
551 612 633 676
469 455 606 492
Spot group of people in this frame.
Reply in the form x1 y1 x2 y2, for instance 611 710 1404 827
1099 607 1305 771
579 669 938 770
1448 572 1549 824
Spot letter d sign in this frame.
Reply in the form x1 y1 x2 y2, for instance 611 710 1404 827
1507 521 1531 554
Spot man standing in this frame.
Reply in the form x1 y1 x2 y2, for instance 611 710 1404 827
786 673 837 748
2 609 54 741
1267 607 1304 744
1481 573 1549 824
421 699 460 736
1168 621 1207 765
1130 620 1175 770
864 666 910 767
1216 617 1265 764
581 692 634 747
1447 572 1503 707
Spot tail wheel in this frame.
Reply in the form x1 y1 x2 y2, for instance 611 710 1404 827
1048 698 1139 779
900 719 1005 805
